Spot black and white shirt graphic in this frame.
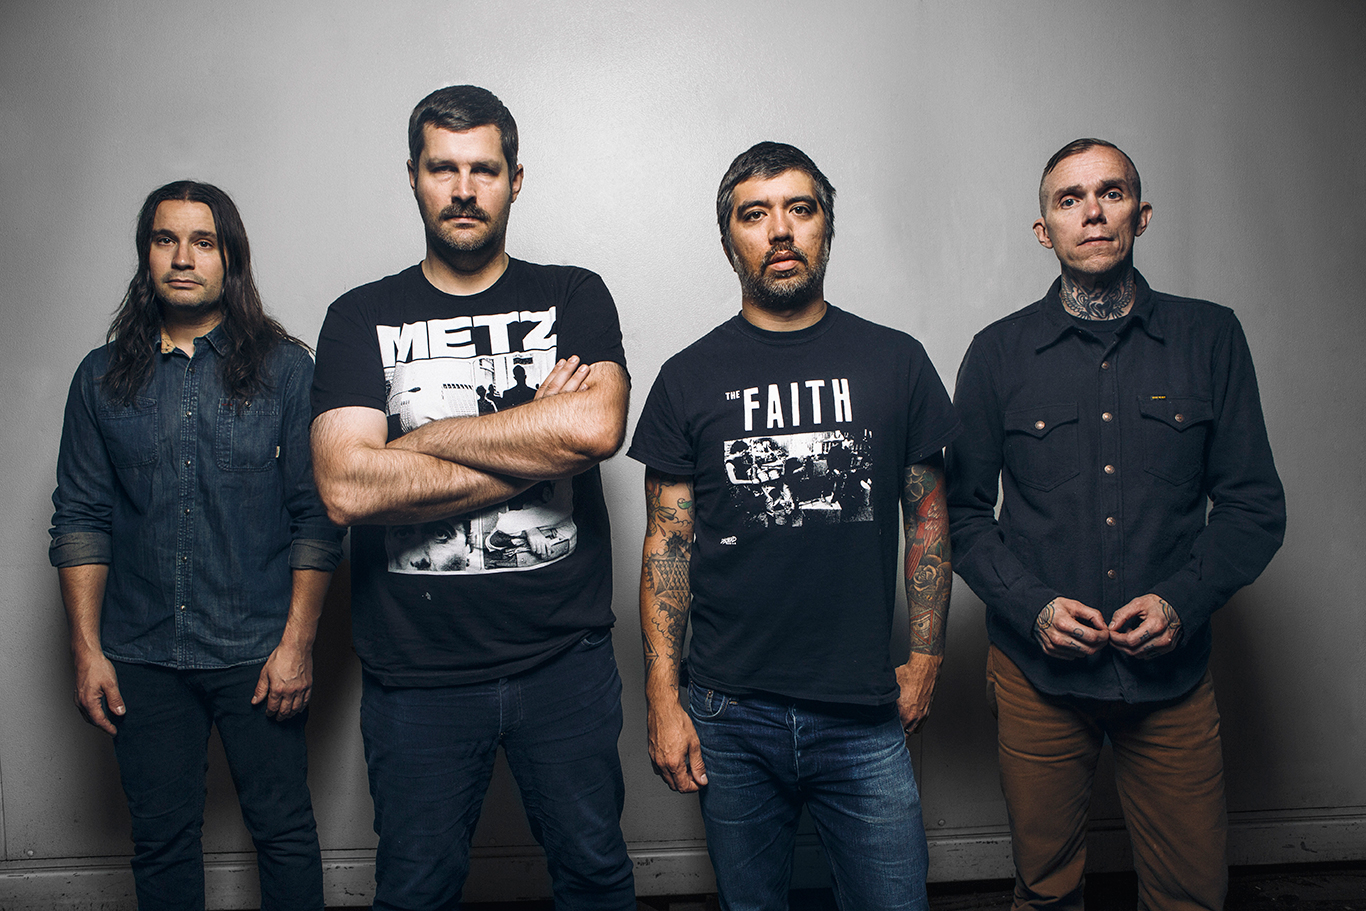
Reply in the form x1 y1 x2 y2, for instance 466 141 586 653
377 308 576 575
725 429 873 528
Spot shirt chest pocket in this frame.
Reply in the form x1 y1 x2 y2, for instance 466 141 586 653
97 398 158 468
216 398 281 471
1004 402 1080 491
1137 396 1212 485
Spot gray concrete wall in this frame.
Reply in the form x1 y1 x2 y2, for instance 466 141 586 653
2 1 1362 906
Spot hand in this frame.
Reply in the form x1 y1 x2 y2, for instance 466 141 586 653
73 648 125 735
252 641 313 719
1109 594 1183 658
896 653 944 735
647 694 708 793
524 525 553 558
1034 597 1109 659
533 356 590 399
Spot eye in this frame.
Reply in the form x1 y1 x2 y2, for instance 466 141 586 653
1059 198 1077 208
741 210 763 222
791 204 812 216
195 240 214 249
1104 190 1122 200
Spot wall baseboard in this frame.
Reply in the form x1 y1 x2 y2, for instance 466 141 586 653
1 810 1360 909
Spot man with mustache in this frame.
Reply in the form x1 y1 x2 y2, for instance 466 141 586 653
946 139 1285 910
50 181 343 909
310 85 634 909
630 142 960 910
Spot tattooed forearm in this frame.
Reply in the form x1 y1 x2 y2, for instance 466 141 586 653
903 461 951 656
1059 268 1137 320
640 471 696 689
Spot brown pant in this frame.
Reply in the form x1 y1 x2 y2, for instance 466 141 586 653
986 645 1228 911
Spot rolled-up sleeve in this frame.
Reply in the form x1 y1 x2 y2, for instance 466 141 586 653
50 354 116 568
279 348 345 572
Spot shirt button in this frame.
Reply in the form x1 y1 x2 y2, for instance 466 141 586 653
1101 412 1113 422
185 459 192 466
1034 420 1046 430
185 508 191 515
1175 413 1185 423
179 604 187 611
1104 464 1116 475
186 410 192 417
1106 516 1116 527
1107 569 1117 579
1101 360 1110 370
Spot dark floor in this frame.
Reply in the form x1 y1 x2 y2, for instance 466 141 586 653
443 862 1366 910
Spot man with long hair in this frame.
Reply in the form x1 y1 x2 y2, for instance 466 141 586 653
50 181 343 910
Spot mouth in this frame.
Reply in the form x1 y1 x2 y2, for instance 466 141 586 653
763 247 808 271
1079 236 1113 246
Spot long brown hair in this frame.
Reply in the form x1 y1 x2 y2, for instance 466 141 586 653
102 180 305 404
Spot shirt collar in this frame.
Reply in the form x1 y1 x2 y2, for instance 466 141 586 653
1032 269 1162 352
158 321 229 356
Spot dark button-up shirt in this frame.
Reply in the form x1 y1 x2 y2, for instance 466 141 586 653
50 326 343 669
947 273 1285 702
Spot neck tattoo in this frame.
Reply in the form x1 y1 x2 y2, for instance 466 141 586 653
1060 270 1136 320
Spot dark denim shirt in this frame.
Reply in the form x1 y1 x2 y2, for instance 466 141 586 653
947 273 1285 702
50 326 344 669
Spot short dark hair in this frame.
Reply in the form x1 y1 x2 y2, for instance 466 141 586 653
408 85 518 173
717 142 836 258
1039 138 1142 214
102 181 302 404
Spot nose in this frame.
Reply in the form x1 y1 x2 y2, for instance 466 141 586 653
452 171 476 202
768 209 794 242
1082 194 1105 225
171 241 194 269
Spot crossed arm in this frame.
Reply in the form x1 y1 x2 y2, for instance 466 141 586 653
639 469 708 793
897 456 952 734
312 358 628 526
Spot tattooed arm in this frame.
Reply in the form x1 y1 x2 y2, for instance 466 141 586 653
895 455 951 734
1108 593 1183 658
640 468 707 792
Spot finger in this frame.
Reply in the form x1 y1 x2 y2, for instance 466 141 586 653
251 665 271 706
104 681 127 719
689 742 709 787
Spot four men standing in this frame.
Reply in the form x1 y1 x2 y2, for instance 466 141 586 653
50 98 1284 909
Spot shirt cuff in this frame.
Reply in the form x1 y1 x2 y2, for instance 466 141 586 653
49 531 113 568
290 537 343 572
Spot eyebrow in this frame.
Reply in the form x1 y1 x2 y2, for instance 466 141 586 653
151 228 218 241
736 194 821 213
424 155 503 171
1053 180 1130 201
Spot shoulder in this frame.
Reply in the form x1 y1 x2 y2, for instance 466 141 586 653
1147 288 1237 327
656 318 745 375
506 257 609 297
828 305 928 353
968 296 1051 347
325 265 422 314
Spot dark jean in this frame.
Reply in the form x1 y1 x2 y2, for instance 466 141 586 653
110 660 322 911
360 630 636 911
689 683 929 911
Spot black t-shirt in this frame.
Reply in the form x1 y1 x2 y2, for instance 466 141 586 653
311 259 627 685
628 306 960 704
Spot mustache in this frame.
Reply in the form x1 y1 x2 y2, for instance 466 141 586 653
439 202 491 222
763 243 809 269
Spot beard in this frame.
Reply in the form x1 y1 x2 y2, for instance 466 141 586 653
736 241 829 313
421 198 509 261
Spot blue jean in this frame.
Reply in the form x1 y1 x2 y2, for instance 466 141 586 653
689 684 929 911
360 630 636 911
110 660 322 911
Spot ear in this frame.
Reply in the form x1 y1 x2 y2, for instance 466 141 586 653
1033 218 1054 249
407 159 417 192
1134 201 1153 237
721 237 737 271
510 163 524 202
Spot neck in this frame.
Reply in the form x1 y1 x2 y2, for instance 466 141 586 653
422 246 509 295
161 305 223 356
740 294 828 333
1059 264 1137 320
